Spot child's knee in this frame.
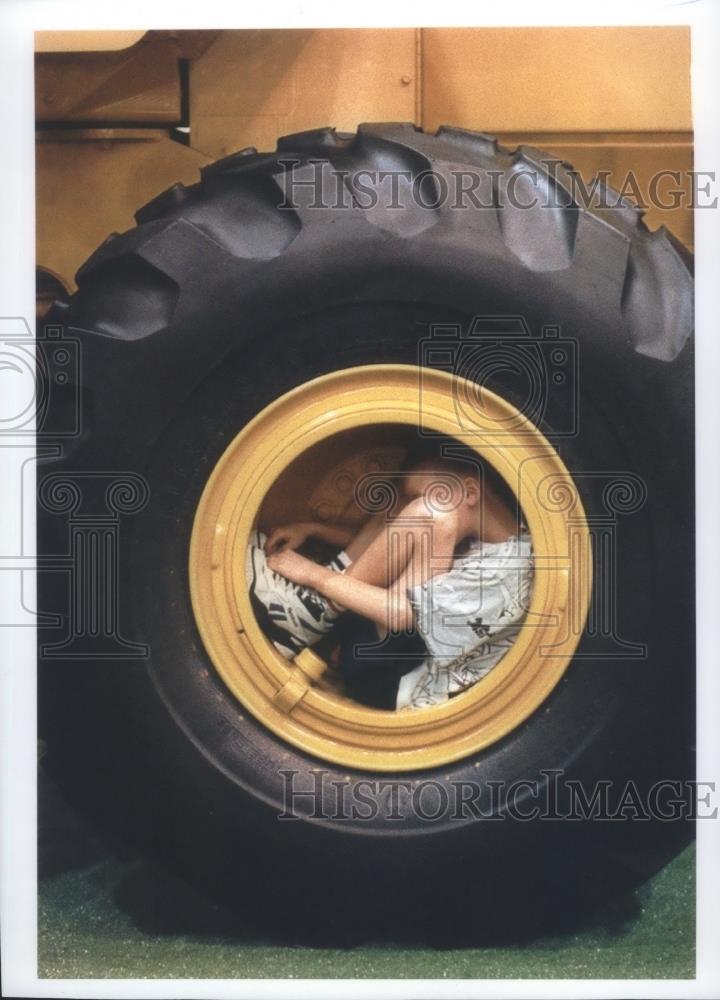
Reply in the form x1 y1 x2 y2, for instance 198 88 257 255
428 507 461 543
396 500 460 550
396 496 432 519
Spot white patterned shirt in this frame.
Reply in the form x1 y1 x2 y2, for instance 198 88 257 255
396 532 534 710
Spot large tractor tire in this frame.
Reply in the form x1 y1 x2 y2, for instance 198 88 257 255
39 124 694 943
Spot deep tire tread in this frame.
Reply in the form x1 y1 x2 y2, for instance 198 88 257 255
73 123 692 361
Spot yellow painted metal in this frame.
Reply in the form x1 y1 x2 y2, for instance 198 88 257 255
35 37 182 124
189 29 418 159
35 31 146 53
189 365 592 772
421 27 691 134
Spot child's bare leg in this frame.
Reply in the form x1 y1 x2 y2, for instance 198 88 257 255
264 500 462 636
350 500 462 635
346 499 461 591
342 493 404 563
343 511 391 563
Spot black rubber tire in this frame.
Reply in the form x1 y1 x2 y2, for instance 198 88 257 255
39 124 694 942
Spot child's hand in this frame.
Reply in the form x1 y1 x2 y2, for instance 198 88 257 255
267 549 323 588
265 523 310 554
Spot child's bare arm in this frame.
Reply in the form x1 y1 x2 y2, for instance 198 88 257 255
265 521 356 554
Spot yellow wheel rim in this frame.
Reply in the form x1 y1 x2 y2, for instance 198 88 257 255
189 365 592 772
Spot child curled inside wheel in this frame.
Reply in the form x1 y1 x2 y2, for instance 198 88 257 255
246 440 534 711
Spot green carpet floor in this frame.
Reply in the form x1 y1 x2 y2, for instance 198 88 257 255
38 839 695 980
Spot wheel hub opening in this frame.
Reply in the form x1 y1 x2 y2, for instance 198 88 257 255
189 365 591 771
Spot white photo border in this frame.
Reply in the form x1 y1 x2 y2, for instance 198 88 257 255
1 1 718 997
